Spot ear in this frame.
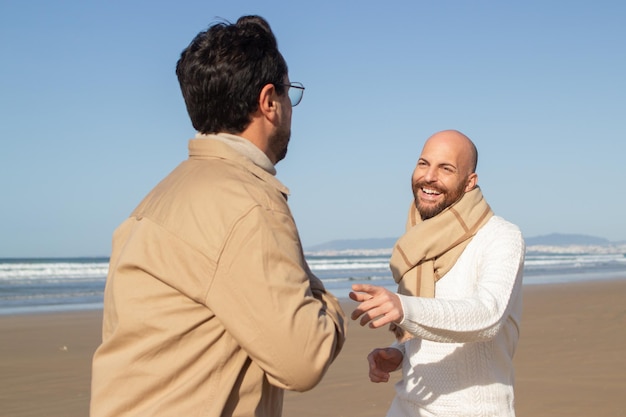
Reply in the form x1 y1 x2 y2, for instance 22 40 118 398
465 172 478 192
258 83 279 121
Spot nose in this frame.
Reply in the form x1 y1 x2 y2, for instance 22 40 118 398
423 166 437 183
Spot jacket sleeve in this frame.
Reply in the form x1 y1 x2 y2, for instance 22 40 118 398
205 205 346 392
397 223 525 343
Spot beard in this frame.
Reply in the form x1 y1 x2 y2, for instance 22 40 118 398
412 179 467 220
270 123 291 163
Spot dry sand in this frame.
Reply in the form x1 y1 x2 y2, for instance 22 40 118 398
1 280 625 417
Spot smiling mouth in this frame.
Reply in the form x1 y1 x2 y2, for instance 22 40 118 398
421 187 442 196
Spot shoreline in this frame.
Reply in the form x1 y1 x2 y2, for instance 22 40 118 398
1 279 625 416
3 272 626 317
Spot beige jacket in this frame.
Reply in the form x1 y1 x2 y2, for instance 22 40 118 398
90 137 346 417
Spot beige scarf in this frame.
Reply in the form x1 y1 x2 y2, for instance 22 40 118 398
389 187 493 340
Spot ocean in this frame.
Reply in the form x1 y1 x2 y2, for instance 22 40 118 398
1 247 626 315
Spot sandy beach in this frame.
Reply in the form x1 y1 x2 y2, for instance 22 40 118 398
1 279 625 417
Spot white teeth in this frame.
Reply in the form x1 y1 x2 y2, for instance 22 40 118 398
422 188 441 195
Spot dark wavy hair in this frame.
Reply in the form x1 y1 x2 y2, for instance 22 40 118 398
176 15 288 134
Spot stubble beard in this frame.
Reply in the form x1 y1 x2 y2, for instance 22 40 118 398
412 180 466 220
271 125 290 164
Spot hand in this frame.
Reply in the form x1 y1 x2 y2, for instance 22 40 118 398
349 284 404 328
367 347 403 383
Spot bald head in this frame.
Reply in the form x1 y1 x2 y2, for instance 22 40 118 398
422 130 478 175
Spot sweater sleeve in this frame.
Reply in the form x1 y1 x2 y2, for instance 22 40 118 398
397 220 525 343
206 205 346 392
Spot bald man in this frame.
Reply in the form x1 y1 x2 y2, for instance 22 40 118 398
350 130 525 416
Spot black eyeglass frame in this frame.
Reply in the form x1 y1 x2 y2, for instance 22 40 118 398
279 82 305 107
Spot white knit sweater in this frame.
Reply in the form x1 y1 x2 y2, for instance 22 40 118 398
389 216 525 417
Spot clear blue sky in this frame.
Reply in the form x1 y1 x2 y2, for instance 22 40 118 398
1 0 625 257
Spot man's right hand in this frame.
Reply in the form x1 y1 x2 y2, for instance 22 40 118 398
367 347 403 383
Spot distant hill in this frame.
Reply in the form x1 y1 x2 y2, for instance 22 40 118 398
306 233 616 252
306 238 397 252
524 233 610 246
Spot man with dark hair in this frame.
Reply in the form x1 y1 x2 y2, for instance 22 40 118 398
90 16 346 417
350 130 524 416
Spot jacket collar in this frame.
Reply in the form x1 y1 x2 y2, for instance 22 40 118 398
188 133 290 197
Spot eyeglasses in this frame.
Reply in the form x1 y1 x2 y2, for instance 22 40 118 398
280 82 305 107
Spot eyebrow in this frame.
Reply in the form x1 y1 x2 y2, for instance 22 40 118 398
419 158 458 171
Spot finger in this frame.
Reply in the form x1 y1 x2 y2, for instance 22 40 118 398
350 301 370 321
369 363 390 378
350 308 363 321
361 312 386 327
351 283 381 295
369 370 390 383
370 311 400 328
350 297 378 321
348 291 372 303
367 314 390 328
355 309 377 325
369 365 390 382
360 305 392 327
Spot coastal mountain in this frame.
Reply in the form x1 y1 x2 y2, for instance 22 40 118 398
524 233 610 246
306 238 398 252
306 233 617 252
